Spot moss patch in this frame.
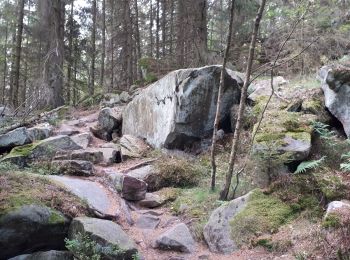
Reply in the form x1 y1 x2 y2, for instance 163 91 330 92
48 210 66 224
322 213 341 228
229 189 294 246
0 171 90 218
6 143 38 158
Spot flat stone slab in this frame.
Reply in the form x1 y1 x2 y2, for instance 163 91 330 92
48 176 117 216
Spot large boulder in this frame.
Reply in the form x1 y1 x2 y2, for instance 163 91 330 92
27 123 53 141
319 64 350 137
123 65 242 149
0 127 31 152
154 223 196 253
54 149 104 164
203 192 251 254
68 217 138 259
70 133 92 149
9 250 73 260
0 205 70 259
51 160 95 176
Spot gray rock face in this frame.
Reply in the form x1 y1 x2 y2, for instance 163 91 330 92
70 133 92 149
155 223 196 253
51 160 95 176
123 65 242 149
203 192 251 254
120 135 150 159
0 205 70 259
69 217 138 259
120 91 131 103
138 193 165 208
108 171 148 201
91 108 122 141
126 165 158 191
54 149 103 164
248 76 288 102
30 135 82 159
97 145 122 165
27 123 53 141
319 65 350 137
9 250 73 260
0 127 31 151
135 215 160 229
325 200 350 219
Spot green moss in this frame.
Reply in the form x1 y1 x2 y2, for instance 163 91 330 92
322 213 341 228
229 190 294 247
255 238 274 251
302 99 323 114
285 132 311 142
48 210 66 224
7 143 37 157
315 172 347 201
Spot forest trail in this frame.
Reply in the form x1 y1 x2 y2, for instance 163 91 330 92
47 107 275 260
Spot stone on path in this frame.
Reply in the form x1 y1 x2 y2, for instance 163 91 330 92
126 165 158 191
120 135 150 159
27 123 53 141
51 160 95 176
135 215 160 229
48 176 118 216
69 217 138 259
70 133 92 149
54 149 103 164
155 223 196 253
138 193 165 208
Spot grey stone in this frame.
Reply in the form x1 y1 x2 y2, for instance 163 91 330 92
0 106 13 116
70 133 92 149
155 223 196 253
48 176 117 216
319 65 350 137
120 135 149 159
203 192 252 254
54 149 103 164
9 250 73 260
51 160 95 176
138 193 165 208
127 165 158 191
27 123 53 141
100 93 121 108
248 76 288 102
120 91 131 103
97 146 122 165
123 65 242 149
69 217 138 259
135 215 160 229
0 205 70 259
91 108 122 141
0 127 31 150
325 200 350 219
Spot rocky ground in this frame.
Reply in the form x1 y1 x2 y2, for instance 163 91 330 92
1 64 350 260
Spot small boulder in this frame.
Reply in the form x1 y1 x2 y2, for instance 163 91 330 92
51 160 95 176
120 91 131 103
70 133 92 149
98 145 122 165
135 215 160 229
9 250 73 260
0 127 31 151
108 171 147 201
68 217 138 259
203 192 251 254
126 165 158 191
138 193 165 208
54 149 103 164
120 135 150 159
155 223 196 253
0 205 70 259
27 123 53 141
91 108 122 141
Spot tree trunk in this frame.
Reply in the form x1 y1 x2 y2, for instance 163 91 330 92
210 0 236 191
100 0 106 88
89 0 97 95
11 0 25 108
149 0 154 57
176 0 185 67
220 0 267 201
133 0 142 80
2 21 8 105
66 0 74 104
156 0 160 59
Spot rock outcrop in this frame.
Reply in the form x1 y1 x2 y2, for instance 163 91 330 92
90 107 122 141
123 65 242 149
9 250 73 260
0 205 70 259
319 64 350 137
51 160 95 176
68 217 138 259
0 127 31 152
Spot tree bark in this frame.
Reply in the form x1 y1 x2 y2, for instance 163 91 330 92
100 0 106 88
133 0 142 80
66 0 74 104
210 0 236 191
2 20 8 105
11 0 25 108
89 0 97 95
220 0 267 201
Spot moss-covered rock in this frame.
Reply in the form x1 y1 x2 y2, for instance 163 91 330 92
229 190 294 247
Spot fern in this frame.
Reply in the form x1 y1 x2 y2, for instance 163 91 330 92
294 157 325 174
341 151 350 172
312 121 336 140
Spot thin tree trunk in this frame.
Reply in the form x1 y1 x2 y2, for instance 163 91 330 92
66 0 74 104
133 0 142 80
11 0 25 108
2 21 8 104
161 0 166 57
100 0 106 88
156 0 160 59
210 0 236 191
220 0 267 201
149 0 154 57
90 0 97 95
169 0 174 56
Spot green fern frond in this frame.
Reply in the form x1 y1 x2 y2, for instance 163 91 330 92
341 152 350 160
294 157 326 174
